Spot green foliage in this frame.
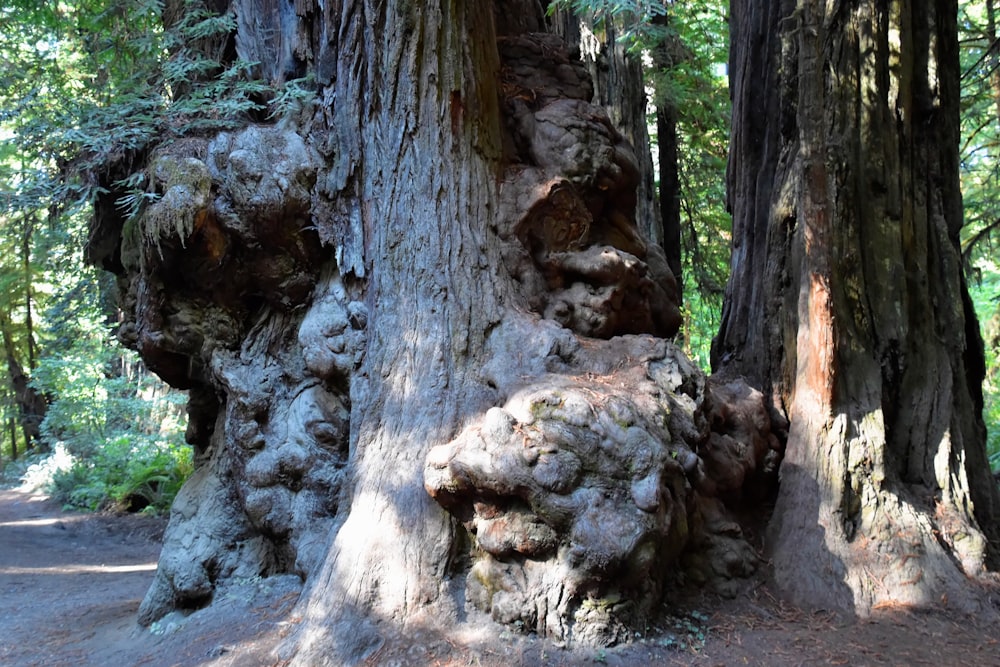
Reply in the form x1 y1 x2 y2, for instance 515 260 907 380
968 264 1000 471
960 2 1000 271
549 2 732 369
268 74 318 120
648 610 710 651
680 290 721 371
549 0 669 49
34 340 193 513
48 435 192 513
959 1 1000 471
27 265 191 512
651 2 731 369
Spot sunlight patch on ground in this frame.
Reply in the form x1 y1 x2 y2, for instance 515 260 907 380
0 562 157 575
0 516 86 528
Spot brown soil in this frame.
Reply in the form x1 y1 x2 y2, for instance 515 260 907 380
1 486 998 666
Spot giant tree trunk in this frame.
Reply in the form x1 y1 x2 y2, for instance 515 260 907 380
287 3 510 659
716 0 1000 612
87 1 781 663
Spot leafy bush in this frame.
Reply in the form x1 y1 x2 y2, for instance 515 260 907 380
27 290 193 512
968 266 1000 473
48 436 192 513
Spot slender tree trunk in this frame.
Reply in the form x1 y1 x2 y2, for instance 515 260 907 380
22 218 35 371
656 85 682 297
718 0 1000 612
0 314 45 449
648 11 682 296
6 415 14 462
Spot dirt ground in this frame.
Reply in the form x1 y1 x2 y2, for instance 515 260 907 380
1 486 998 667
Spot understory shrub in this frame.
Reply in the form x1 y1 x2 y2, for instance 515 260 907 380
47 436 192 513
27 315 192 513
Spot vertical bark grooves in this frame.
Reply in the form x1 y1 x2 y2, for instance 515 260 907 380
713 0 788 396
725 0 1000 614
288 3 508 662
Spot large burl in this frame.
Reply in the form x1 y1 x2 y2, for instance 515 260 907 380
426 339 700 645
422 34 775 646
496 34 682 340
425 333 777 645
90 125 365 624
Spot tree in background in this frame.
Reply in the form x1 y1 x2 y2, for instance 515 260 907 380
716 0 1000 612
0 1 190 511
651 1 730 365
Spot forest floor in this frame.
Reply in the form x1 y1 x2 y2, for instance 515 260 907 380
1 485 998 667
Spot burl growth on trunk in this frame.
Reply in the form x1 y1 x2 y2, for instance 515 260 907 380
87 29 781 648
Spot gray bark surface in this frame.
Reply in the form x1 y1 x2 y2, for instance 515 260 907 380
87 1 777 662
554 11 665 248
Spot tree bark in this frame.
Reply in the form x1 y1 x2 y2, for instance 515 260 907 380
552 10 664 249
7 415 16 461
656 81 682 297
88 0 769 662
717 0 1000 613
0 313 46 449
21 218 36 372
287 3 510 660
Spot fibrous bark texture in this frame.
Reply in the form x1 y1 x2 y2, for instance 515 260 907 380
87 0 773 662
718 0 1000 613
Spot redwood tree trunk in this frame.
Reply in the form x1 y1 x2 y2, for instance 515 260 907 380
88 1 773 662
287 3 510 660
717 0 1000 612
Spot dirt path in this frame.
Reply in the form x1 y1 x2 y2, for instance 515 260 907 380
2 486 999 666
0 488 291 667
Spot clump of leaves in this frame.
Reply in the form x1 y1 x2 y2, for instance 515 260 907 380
28 272 192 513
968 264 1000 473
547 0 670 50
3 0 316 225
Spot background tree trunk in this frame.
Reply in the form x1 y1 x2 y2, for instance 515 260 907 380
0 313 45 449
717 0 1000 612
655 74 682 296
